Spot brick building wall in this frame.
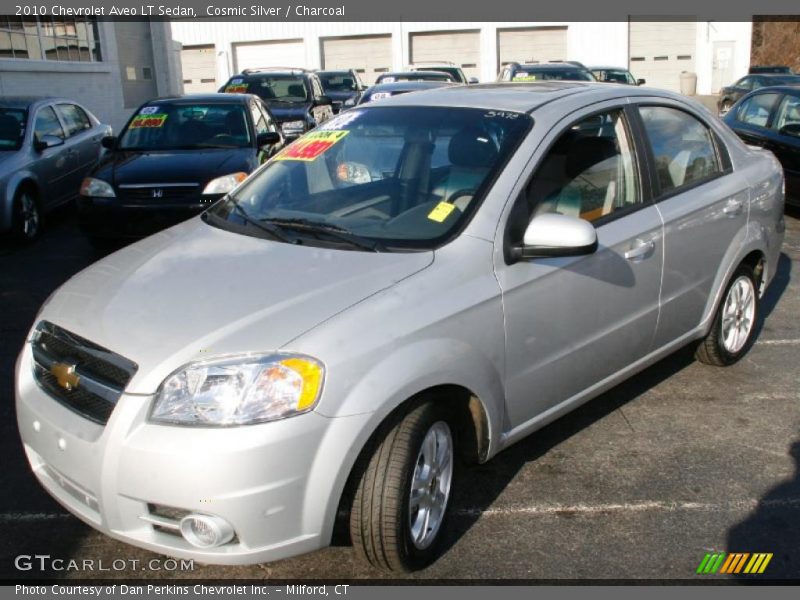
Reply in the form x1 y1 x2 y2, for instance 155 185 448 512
751 18 800 73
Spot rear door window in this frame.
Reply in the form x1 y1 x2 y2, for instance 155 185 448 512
34 106 65 140
771 94 800 137
638 106 723 195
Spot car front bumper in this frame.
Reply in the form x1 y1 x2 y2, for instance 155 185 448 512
15 343 371 565
77 196 222 239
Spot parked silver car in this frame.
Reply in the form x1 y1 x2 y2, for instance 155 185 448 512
16 83 784 571
0 96 110 241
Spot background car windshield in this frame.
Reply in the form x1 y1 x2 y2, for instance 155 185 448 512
513 69 594 81
379 73 453 83
592 69 635 84
118 103 251 150
769 75 800 85
228 76 309 102
0 108 26 150
211 106 530 249
319 73 358 92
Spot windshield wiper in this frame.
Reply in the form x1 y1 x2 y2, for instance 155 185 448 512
214 200 294 243
260 218 385 252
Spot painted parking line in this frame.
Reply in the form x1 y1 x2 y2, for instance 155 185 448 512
0 513 72 521
454 497 800 517
756 339 800 346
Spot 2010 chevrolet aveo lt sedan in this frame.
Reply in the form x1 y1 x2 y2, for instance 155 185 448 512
16 83 785 572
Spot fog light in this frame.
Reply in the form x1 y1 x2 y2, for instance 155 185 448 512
179 514 234 548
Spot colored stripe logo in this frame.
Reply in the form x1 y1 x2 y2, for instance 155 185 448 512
696 552 773 574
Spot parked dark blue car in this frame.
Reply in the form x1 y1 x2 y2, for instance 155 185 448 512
77 94 284 243
723 85 800 207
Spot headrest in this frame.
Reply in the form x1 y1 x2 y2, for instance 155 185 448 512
565 136 618 178
287 84 306 98
448 129 498 168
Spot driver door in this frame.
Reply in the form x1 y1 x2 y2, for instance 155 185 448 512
495 106 664 429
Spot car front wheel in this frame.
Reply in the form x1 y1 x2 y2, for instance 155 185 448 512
11 188 41 242
350 400 455 572
696 263 759 366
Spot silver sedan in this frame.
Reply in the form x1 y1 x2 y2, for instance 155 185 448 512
16 82 784 571
0 96 110 242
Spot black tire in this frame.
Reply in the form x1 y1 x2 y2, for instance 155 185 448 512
349 400 455 572
696 263 760 366
11 186 42 243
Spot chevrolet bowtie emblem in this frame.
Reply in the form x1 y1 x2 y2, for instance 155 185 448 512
50 363 80 390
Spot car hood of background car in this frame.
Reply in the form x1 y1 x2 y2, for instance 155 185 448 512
324 90 358 103
37 218 434 394
94 148 254 187
265 102 311 122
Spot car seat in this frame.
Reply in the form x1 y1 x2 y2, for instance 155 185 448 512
433 128 499 210
287 84 306 99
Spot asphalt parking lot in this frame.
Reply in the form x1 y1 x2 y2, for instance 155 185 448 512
1 206 798 581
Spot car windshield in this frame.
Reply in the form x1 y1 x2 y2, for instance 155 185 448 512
206 106 531 250
768 75 800 85
118 102 251 151
512 69 595 82
318 72 358 92
378 73 453 83
0 108 26 151
224 75 309 102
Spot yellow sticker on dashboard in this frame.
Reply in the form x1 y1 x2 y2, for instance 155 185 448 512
427 201 457 223
274 130 349 161
129 114 168 128
225 84 248 93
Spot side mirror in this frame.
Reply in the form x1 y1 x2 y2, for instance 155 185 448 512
101 135 117 150
257 131 282 146
637 79 646 86
315 95 333 106
511 213 598 261
779 123 800 138
468 77 479 84
33 134 64 152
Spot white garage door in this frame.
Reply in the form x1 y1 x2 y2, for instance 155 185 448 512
181 45 217 93
233 39 305 73
321 35 392 83
410 30 480 81
629 22 697 92
497 27 568 70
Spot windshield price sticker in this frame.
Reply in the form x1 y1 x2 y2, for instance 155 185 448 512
275 130 349 161
129 114 168 128
513 74 537 81
231 78 244 84
139 106 160 115
427 201 457 223
225 84 249 93
320 111 362 131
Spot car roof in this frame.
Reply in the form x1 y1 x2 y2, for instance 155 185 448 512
370 81 687 113
588 66 630 71
511 63 588 71
742 85 800 95
0 96 71 108
380 71 455 78
147 93 252 104
367 81 458 92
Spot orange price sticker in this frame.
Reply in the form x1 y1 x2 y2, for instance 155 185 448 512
274 130 349 162
129 114 168 129
225 84 249 93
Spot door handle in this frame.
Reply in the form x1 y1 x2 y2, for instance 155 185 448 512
723 198 744 216
624 239 655 261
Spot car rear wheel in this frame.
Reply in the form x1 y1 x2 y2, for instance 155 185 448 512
350 400 455 572
11 188 41 242
696 263 759 366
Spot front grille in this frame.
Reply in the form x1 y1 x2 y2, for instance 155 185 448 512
144 504 190 536
117 184 199 203
30 321 138 425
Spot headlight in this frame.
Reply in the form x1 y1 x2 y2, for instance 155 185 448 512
281 120 306 134
150 354 324 426
202 172 247 195
79 177 115 198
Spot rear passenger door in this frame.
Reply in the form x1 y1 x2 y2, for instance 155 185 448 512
635 103 749 348
55 103 103 191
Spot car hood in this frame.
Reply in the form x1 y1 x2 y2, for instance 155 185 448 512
95 148 253 187
38 218 434 393
264 102 311 122
325 90 358 103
